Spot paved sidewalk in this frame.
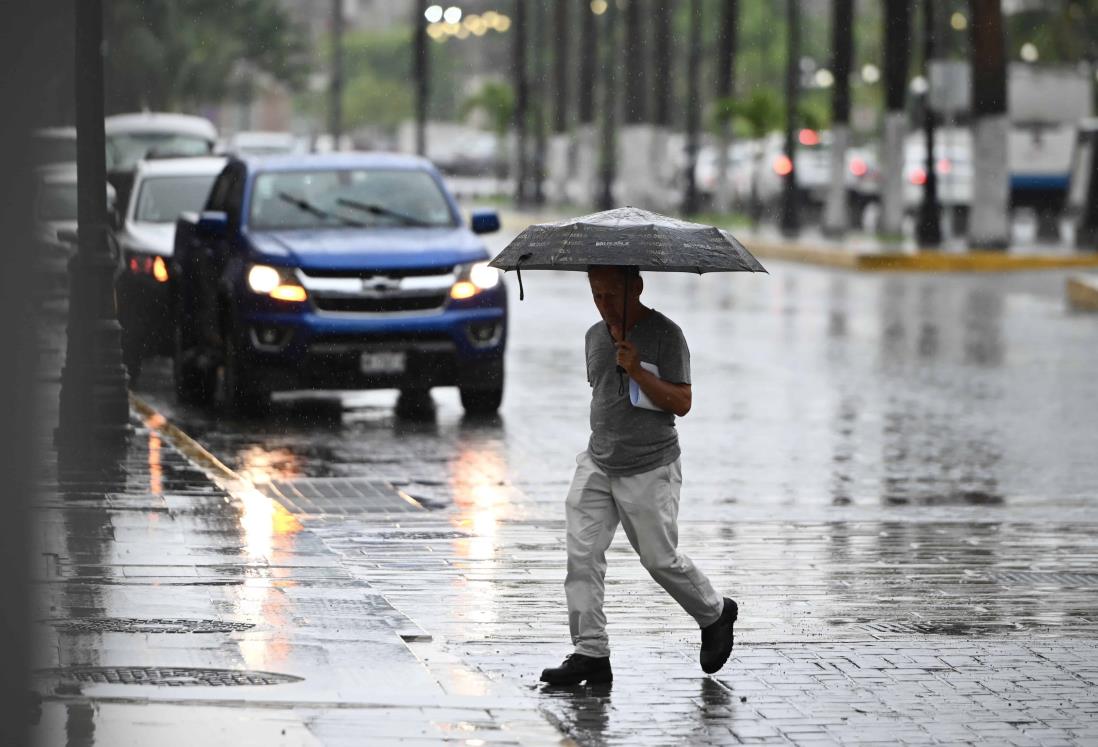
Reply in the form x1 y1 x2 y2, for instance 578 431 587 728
31 306 567 746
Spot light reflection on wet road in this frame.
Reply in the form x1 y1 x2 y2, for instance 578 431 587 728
137 252 1098 515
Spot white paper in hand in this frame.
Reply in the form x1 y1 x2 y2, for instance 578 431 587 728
629 361 664 411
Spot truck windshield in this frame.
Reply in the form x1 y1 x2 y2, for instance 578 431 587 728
134 174 218 223
250 169 456 230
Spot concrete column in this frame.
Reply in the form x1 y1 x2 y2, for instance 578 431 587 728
880 111 907 235
619 124 658 208
823 124 851 235
570 124 600 208
969 113 1010 247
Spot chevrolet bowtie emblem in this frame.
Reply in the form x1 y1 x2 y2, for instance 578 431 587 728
362 276 400 292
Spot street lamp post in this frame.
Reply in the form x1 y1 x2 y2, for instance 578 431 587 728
916 0 942 246
329 0 344 151
57 0 130 451
413 0 429 156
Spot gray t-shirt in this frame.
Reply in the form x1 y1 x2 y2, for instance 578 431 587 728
585 309 691 476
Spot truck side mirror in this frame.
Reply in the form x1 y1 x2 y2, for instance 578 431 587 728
196 210 229 236
471 209 500 235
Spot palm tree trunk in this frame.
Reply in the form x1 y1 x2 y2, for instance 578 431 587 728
968 0 1009 249
598 1 619 210
412 0 428 156
578 0 597 126
623 0 647 124
532 0 547 205
823 0 853 236
880 0 912 237
513 0 529 204
714 0 738 216
780 0 801 236
553 0 570 134
651 0 672 128
682 0 703 215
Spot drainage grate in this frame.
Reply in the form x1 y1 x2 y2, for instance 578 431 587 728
47 666 302 687
48 618 254 634
982 571 1098 587
258 478 426 515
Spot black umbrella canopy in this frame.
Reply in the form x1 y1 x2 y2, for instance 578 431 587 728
488 206 767 274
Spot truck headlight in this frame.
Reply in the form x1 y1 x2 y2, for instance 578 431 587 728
451 261 500 300
247 264 307 302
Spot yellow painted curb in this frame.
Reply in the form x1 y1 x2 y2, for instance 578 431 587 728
128 392 426 513
1067 275 1098 311
749 240 1098 272
129 393 240 484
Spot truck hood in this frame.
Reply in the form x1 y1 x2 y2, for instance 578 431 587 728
248 227 489 272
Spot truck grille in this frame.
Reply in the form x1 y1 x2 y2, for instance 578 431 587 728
297 266 455 316
312 294 447 313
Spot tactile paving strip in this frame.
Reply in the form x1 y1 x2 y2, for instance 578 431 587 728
47 666 302 687
48 618 255 634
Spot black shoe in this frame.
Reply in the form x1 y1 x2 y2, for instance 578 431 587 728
700 597 738 674
540 653 613 686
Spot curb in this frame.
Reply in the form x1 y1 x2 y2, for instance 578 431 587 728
129 393 242 485
1067 274 1098 311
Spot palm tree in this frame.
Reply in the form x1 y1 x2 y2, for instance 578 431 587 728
531 0 548 204
880 0 912 238
623 0 647 124
598 1 619 210
823 0 853 236
968 0 1009 249
412 0 428 156
552 0 569 134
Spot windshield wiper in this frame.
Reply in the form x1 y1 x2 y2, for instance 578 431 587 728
335 197 436 227
276 191 366 227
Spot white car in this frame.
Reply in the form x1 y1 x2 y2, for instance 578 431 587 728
223 130 304 157
114 156 226 376
902 127 973 212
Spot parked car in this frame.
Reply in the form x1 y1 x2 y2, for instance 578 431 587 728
114 156 226 380
30 126 77 167
171 152 507 415
744 131 878 222
901 127 974 231
222 131 304 157
105 112 218 211
31 164 116 296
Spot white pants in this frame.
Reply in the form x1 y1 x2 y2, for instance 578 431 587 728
565 451 724 657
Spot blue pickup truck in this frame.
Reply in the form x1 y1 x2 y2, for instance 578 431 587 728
170 152 506 415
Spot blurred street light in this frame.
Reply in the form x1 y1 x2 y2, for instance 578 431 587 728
814 68 835 88
1020 42 1038 62
910 75 928 94
862 63 880 83
591 0 608 16
443 6 462 23
425 5 443 22
950 11 967 30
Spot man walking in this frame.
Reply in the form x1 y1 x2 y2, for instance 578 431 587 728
540 265 737 686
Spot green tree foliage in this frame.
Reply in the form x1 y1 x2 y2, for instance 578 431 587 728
461 81 514 137
103 0 308 113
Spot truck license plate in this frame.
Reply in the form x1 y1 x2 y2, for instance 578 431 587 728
360 351 406 375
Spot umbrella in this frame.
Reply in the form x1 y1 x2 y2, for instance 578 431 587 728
489 206 767 385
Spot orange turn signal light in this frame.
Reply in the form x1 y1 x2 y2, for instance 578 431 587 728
270 285 308 302
152 256 169 283
450 281 477 300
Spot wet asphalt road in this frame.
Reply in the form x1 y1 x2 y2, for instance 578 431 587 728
42 222 1098 745
134 228 1098 516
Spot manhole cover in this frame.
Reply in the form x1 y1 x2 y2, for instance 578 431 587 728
48 618 254 634
46 666 302 687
